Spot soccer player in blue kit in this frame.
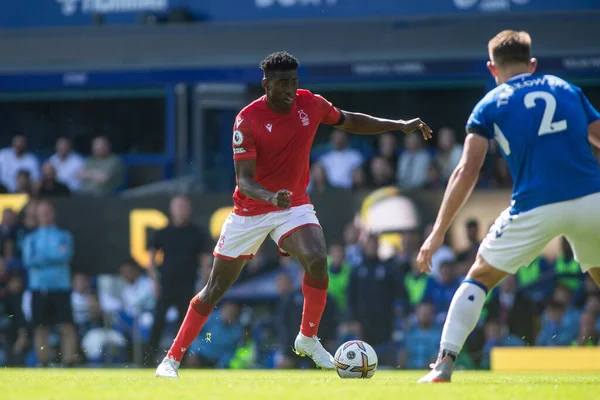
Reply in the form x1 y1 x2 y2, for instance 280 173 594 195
416 30 600 383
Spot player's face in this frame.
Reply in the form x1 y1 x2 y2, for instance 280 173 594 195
263 70 299 111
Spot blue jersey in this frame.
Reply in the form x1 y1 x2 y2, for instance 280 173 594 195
467 73 600 214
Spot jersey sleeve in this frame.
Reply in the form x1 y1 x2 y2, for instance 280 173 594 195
574 86 600 125
313 94 343 125
466 97 493 139
232 113 257 161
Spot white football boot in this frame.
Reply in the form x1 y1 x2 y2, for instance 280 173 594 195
293 332 335 370
155 357 180 378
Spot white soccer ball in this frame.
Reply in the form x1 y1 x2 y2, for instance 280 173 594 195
334 340 378 379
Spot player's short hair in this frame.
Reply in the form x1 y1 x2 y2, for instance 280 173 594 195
488 30 532 67
259 51 299 77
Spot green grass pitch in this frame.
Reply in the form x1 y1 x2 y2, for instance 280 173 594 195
2 369 599 400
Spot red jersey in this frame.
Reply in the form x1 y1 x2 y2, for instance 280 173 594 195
231 89 341 216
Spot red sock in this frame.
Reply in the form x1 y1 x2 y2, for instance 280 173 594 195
166 296 213 362
300 273 329 337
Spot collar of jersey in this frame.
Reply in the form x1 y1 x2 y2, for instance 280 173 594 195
506 73 532 83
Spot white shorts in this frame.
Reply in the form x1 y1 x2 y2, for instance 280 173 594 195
480 192 600 274
213 204 321 260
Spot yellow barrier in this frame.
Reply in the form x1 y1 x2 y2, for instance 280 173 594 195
492 347 600 371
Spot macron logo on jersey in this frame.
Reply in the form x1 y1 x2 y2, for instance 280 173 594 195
236 117 244 128
265 124 272 132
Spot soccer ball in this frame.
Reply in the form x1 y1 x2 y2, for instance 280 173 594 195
334 340 378 379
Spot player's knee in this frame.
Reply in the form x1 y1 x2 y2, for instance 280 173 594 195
465 255 507 291
304 249 328 280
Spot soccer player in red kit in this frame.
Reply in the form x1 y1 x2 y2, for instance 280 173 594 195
156 52 432 377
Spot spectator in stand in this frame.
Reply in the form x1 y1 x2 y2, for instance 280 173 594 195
146 195 212 363
22 200 77 366
516 255 556 309
377 132 399 169
479 319 525 369
536 285 580 346
15 171 33 195
71 273 93 336
49 137 85 192
78 136 124 195
319 130 364 189
436 127 463 182
403 252 429 311
327 242 351 314
368 156 396 188
119 261 155 319
36 162 71 198
423 262 461 318
554 237 584 293
397 133 431 189
399 302 442 369
14 200 39 260
486 274 537 344
424 162 443 189
572 312 599 346
0 135 40 193
348 234 400 363
343 223 363 267
187 301 242 368
456 219 480 267
0 209 19 261
307 162 329 194
0 261 27 366
351 166 369 191
274 272 304 369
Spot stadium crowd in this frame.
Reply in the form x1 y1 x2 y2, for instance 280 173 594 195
0 131 600 369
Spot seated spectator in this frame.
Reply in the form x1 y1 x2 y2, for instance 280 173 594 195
319 130 364 189
36 162 71 198
397 133 431 189
399 302 442 369
0 135 39 192
0 261 27 366
49 137 85 192
479 319 525 369
456 219 480 271
348 235 401 360
424 162 443 189
376 132 399 169
188 301 242 368
307 162 329 194
273 273 304 369
0 209 19 261
403 253 428 311
554 237 584 293
118 261 155 318
351 166 369 191
15 170 33 195
572 312 599 346
436 127 463 182
423 262 461 318
516 255 555 308
78 137 124 195
343 223 363 267
14 200 39 260
71 273 94 336
536 286 580 347
575 275 600 309
368 156 396 188
486 274 537 344
328 242 351 313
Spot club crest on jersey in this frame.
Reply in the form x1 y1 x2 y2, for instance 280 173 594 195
233 130 244 146
298 110 310 126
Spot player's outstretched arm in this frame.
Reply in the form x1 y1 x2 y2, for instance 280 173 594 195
235 159 292 209
417 133 488 273
336 111 433 140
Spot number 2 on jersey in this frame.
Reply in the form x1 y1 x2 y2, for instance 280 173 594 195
524 91 568 136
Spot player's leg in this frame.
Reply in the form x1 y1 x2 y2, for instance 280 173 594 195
272 206 333 369
419 206 557 383
156 213 267 377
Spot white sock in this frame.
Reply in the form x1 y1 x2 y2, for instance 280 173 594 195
440 280 487 355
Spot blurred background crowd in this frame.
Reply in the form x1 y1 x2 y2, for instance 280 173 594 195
1 131 599 370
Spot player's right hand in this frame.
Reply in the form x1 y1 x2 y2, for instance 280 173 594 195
268 190 293 209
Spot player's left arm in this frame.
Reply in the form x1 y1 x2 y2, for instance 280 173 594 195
335 110 432 140
314 94 432 139
417 134 488 273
